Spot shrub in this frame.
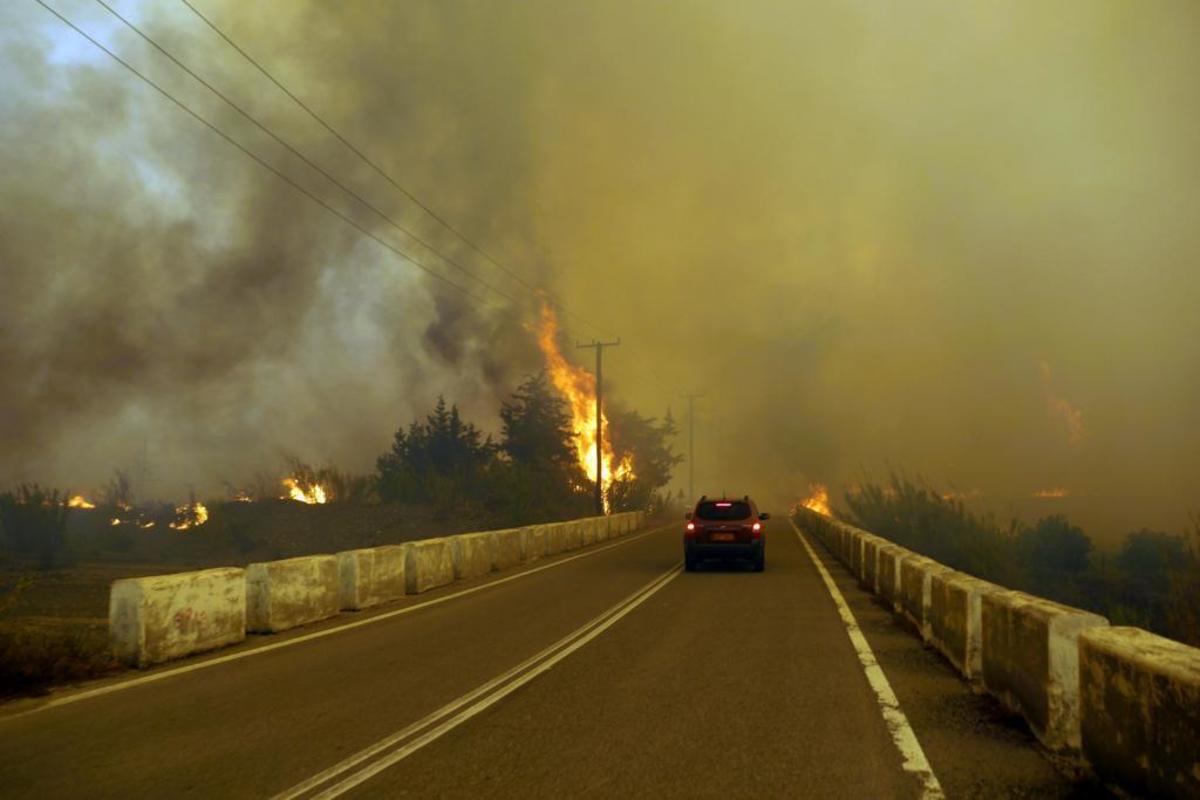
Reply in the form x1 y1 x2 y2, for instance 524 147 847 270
0 484 71 570
0 623 119 698
838 472 1200 646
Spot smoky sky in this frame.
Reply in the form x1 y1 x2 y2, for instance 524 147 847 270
2 1 1198 542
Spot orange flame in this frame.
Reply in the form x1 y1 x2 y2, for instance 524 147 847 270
283 478 327 505
1032 487 1068 499
534 303 633 511
799 484 832 516
169 501 209 530
68 494 96 509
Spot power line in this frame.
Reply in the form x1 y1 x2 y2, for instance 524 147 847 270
36 0 675 413
32 0 496 309
176 0 614 340
91 0 526 310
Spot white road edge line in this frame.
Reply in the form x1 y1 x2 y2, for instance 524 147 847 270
277 563 682 800
284 564 684 800
790 518 945 800
2 523 673 721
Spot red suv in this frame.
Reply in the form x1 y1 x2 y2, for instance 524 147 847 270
684 496 769 572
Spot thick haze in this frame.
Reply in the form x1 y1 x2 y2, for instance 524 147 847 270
2 1 1197 541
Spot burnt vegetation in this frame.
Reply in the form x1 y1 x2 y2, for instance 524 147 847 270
836 474 1200 646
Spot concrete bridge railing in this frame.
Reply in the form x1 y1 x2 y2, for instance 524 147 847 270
109 511 645 668
796 508 1200 800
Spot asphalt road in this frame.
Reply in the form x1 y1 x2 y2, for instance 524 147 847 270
0 518 1098 799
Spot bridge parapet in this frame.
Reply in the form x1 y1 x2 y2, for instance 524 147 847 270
794 507 1200 800
108 511 647 669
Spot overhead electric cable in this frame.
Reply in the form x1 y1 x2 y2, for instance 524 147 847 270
176 0 615 340
33 0 497 309
91 0 527 309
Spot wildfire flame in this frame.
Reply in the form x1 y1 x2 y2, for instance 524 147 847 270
68 494 96 509
941 489 983 502
110 518 122 526
283 478 327 505
169 501 209 530
534 303 633 511
1032 487 1069 499
799 484 832 516
232 491 253 503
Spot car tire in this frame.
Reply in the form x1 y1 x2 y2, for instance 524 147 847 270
684 550 697 571
752 550 765 572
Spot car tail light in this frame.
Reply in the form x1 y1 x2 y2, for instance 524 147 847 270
752 521 762 538
685 522 696 537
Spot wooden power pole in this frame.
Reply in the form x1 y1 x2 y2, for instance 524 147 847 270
682 393 704 502
578 339 620 514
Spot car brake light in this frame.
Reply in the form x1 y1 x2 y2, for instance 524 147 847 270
752 521 762 537
716 502 732 507
686 522 695 532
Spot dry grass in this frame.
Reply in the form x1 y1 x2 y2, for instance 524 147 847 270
0 574 121 697
0 620 120 697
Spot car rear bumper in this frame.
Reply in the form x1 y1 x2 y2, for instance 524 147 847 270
686 541 763 559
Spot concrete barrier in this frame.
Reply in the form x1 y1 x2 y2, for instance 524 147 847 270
568 520 588 551
406 537 455 594
493 528 523 570
823 520 838 552
900 556 954 639
110 567 245 667
246 556 340 633
594 515 612 541
861 536 882 593
877 544 911 612
545 522 568 555
927 570 1001 681
981 590 1108 750
452 531 496 580
337 545 407 611
520 525 547 561
580 517 599 547
1078 627 1200 799
563 520 584 551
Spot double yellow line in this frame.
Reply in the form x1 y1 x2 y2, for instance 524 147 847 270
275 563 683 800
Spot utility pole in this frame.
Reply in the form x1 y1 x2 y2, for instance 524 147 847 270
577 339 621 515
682 393 704 502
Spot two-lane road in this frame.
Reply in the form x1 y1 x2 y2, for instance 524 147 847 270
0 519 1086 798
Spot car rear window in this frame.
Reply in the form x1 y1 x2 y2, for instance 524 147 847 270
695 501 752 521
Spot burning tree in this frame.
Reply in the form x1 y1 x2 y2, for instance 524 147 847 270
606 408 681 513
535 303 632 510
493 373 593 523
